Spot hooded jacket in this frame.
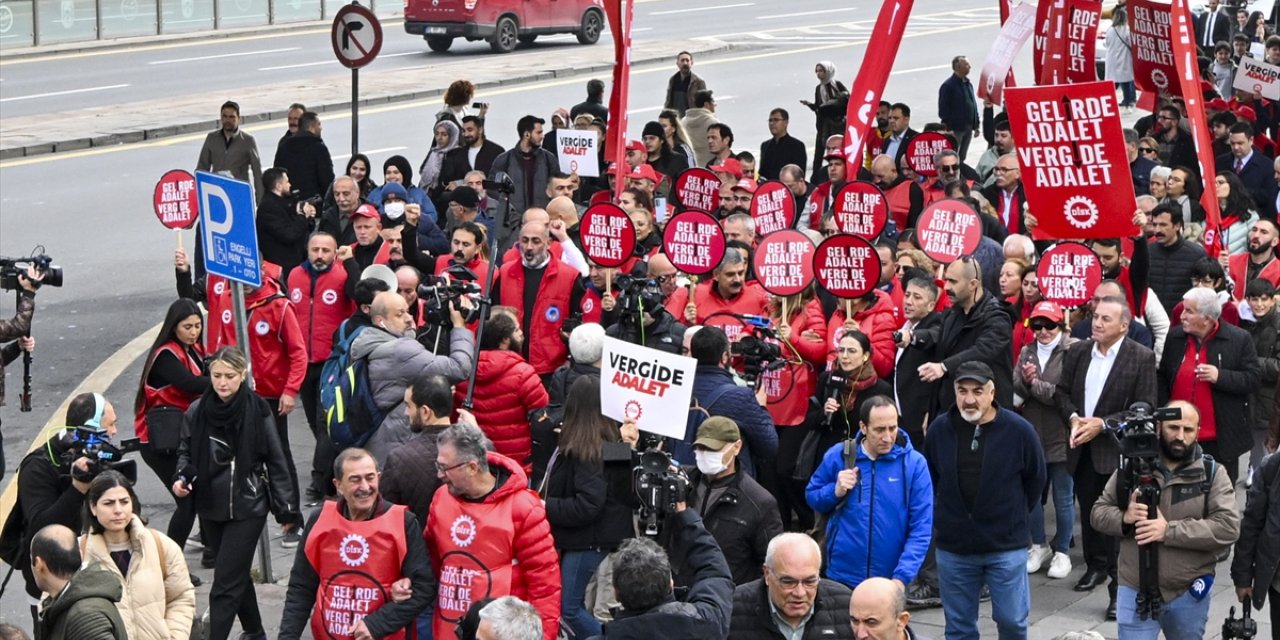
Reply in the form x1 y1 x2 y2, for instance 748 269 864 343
825 290 899 380
805 433 933 588
36 564 128 640
210 278 308 399
453 349 549 470
79 518 195 640
350 325 475 465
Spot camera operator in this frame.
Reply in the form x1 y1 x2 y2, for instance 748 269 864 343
687 327 779 478
591 508 733 639
256 167 316 273
1091 400 1240 640
13 392 118 619
0 265 39 475
605 269 686 355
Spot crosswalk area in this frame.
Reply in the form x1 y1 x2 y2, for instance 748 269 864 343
703 6 1000 44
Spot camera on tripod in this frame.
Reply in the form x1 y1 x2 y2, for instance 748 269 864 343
0 253 63 291
1107 402 1182 460
417 265 482 328
633 447 689 536
729 315 785 386
612 274 665 321
60 427 140 484
1222 604 1257 639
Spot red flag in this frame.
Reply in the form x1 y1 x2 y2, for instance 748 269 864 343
842 0 914 162
978 2 1037 105
1171 0 1221 255
604 0 633 198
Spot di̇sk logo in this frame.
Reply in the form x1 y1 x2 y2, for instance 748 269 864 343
1064 196 1099 230
450 515 477 547
624 400 643 421
322 289 339 305
214 281 227 296
1151 69 1169 91
339 533 370 567
221 310 233 325
290 289 302 303
545 306 561 323
254 320 271 336
582 297 595 314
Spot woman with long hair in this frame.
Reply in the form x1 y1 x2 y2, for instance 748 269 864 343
1215 169 1260 255
80 471 195 640
803 330 893 464
172 347 297 640
419 119 461 202
134 298 208 553
542 376 638 639
658 108 695 163
999 257 1036 362
1164 165 1206 241
346 154 377 200
1105 4 1136 109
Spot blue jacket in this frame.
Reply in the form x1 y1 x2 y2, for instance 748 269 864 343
805 434 933 588
690 366 779 479
923 406 1046 555
937 73 979 131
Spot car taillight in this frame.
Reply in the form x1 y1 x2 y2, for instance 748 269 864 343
464 0 477 9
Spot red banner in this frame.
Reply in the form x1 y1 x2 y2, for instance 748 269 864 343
750 181 797 235
814 235 880 299
916 200 983 264
1005 82 1139 240
604 0 633 197
662 210 725 276
580 203 636 268
1129 0 1178 95
1065 0 1102 83
1037 242 1103 307
832 181 888 239
1171 0 1221 255
752 230 816 297
979 2 1037 105
841 0 914 162
1034 0 1067 83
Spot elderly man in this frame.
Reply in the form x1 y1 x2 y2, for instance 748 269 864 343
665 252 769 341
849 578 926 640
477 597 544 640
979 154 1027 237
729 533 854 639
1159 288 1260 486
493 221 587 378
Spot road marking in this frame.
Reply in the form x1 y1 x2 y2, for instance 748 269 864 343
333 145 407 160
628 95 733 115
0 323 161 528
755 7 855 19
257 50 419 71
0 83 130 103
149 46 300 65
651 2 753 15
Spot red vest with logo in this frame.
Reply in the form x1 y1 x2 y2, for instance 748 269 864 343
577 287 617 323
499 257 576 374
205 276 230 352
804 182 833 230
134 341 205 441
212 281 308 398
883 180 915 232
434 255 493 294
303 501 409 640
287 263 355 362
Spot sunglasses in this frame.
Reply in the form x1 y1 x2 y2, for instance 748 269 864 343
1139 147 1157 154
1029 321 1057 332
939 164 959 173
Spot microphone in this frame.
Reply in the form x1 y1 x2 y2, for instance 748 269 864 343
824 371 850 427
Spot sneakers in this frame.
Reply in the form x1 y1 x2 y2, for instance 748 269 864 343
905 581 942 609
979 585 991 602
1026 544 1053 574
1047 552 1072 579
282 526 302 549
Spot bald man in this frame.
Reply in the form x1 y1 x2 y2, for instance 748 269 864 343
546 195 582 228
730 533 854 638
849 578 917 640
493 221 588 378
31 524 127 640
648 253 680 302
870 154 923 234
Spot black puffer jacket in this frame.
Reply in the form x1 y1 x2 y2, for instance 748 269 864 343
913 290 1014 414
728 577 854 640
544 444 638 552
1147 237 1208 314
677 467 784 587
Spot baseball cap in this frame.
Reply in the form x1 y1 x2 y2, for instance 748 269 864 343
1206 97 1230 111
695 416 741 450
1236 106 1258 123
1028 301 1064 323
824 149 847 162
350 204 380 220
449 186 480 208
709 157 744 180
952 361 994 386
627 139 646 154
605 162 621 177
731 178 758 194
629 164 660 184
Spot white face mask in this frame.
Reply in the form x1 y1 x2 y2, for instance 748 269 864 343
384 202 406 219
695 449 729 476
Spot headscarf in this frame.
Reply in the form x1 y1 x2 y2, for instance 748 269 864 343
817 60 840 102
420 120 460 190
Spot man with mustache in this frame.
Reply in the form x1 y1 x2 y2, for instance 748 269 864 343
493 221 587 380
434 222 492 294
278 448 436 640
1091 401 1240 640
922 361 1045 640
1147 203 1209 316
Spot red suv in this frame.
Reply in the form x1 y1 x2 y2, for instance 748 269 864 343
404 0 605 54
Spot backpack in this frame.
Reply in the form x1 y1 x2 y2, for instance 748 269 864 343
319 321 386 450
668 385 734 466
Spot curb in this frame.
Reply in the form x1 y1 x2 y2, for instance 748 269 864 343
0 39 734 161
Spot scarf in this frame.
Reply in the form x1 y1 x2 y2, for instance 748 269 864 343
817 61 840 102
419 120 461 190
1170 324 1220 440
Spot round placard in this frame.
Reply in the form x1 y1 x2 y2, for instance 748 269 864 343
662 210 726 276
916 199 983 264
752 230 816 297
674 167 721 213
832 181 888 240
905 131 953 177
749 181 797 235
153 169 199 230
579 203 637 268
813 234 881 299
1036 241 1103 308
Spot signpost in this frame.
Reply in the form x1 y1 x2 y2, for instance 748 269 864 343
194 170 273 582
331 2 382 157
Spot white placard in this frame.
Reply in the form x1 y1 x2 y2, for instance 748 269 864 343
556 130 600 177
600 336 697 439
1235 56 1280 100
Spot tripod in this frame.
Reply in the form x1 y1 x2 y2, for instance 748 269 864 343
1122 456 1164 620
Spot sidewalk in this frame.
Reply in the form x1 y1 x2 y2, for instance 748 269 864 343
0 36 733 160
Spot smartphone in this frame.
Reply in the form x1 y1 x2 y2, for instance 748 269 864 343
472 102 487 109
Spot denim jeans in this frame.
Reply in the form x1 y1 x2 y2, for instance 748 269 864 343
1116 584 1211 640
1116 81 1136 106
562 549 608 638
415 605 434 640
937 547 1030 640
1029 462 1075 554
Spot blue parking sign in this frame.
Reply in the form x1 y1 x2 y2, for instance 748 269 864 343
196 171 261 287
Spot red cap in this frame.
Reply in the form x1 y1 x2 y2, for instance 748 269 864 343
1206 97 1230 111
824 149 847 162
1235 106 1258 122
1029 301 1064 323
730 178 758 194
605 162 621 176
627 139 646 154
350 204 380 220
709 157 744 180
629 163 660 184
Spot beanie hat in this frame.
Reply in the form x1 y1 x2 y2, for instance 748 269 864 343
642 121 665 139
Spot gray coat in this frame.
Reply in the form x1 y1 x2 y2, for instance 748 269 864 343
350 326 475 464
680 108 719 167
1013 334 1077 465
1104 26 1135 83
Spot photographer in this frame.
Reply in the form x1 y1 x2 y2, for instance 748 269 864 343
605 269 686 355
14 393 118 616
256 167 316 273
688 327 779 479
1092 400 1240 639
0 265 39 475
590 508 733 639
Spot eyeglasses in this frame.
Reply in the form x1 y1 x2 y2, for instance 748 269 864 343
653 274 676 284
1029 321 1057 332
435 460 469 474
939 164 960 173
773 574 821 590
1138 147 1157 154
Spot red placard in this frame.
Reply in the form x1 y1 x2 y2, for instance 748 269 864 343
979 2 1037 105
662 210 726 276
153 169 199 230
832 181 888 239
905 132 953 177
674 168 720 213
1036 242 1103 307
916 199 983 264
1033 0 1066 82
750 181 797 235
813 234 881 299
579 204 636 268
1004 82 1139 240
1064 0 1102 83
752 230 816 297
1129 0 1179 95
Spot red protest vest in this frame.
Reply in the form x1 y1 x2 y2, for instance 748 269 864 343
434 255 493 294
804 182 833 230
134 341 205 442
303 501 409 640
761 299 828 426
287 263 355 363
578 287 615 324
205 276 230 352
1229 253 1280 300
499 257 576 374
665 280 771 343
213 280 308 399
883 180 915 232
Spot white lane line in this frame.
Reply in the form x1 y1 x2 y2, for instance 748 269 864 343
149 47 300 65
651 2 753 15
629 93 734 115
756 7 855 19
257 51 419 71
0 83 130 103
333 146 408 161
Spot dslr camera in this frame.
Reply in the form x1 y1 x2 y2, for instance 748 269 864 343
1222 604 1256 639
1106 402 1181 461
633 448 689 536
0 253 63 291
60 427 140 483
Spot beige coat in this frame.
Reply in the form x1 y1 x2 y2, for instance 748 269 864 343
80 518 195 640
